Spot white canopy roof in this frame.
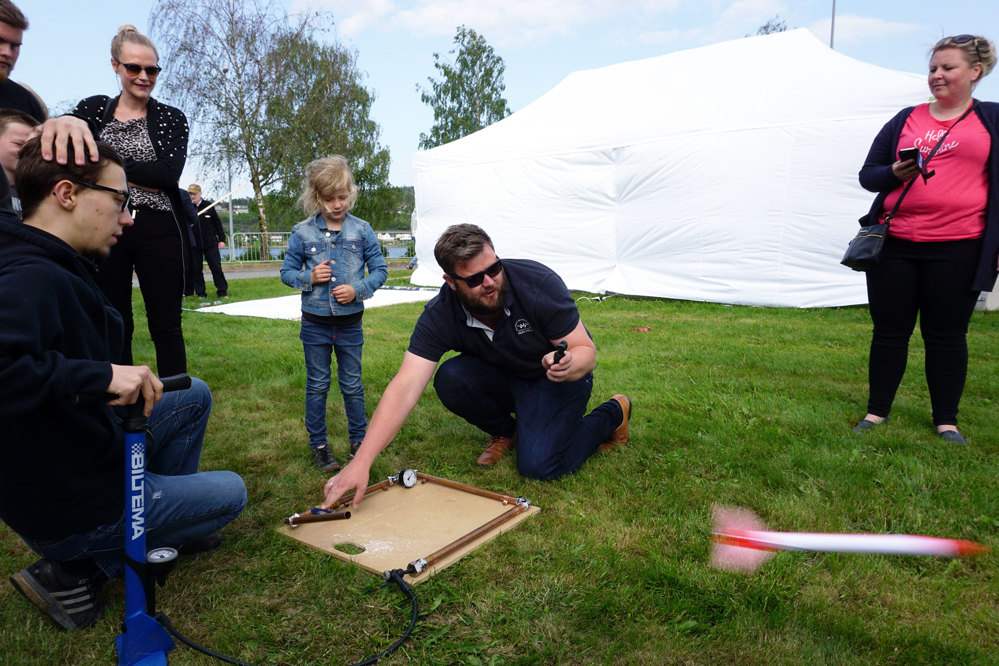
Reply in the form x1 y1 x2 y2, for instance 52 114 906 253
411 29 928 307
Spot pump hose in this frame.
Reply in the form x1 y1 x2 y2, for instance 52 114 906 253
155 611 256 665
153 567 419 666
349 568 420 666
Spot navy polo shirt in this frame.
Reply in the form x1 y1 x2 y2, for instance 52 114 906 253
408 259 580 381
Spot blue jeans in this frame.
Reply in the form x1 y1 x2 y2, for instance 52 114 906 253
433 355 623 480
300 319 367 445
19 379 246 580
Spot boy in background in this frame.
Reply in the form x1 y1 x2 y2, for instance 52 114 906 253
0 108 38 216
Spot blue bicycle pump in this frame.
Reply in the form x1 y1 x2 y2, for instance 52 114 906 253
115 374 191 666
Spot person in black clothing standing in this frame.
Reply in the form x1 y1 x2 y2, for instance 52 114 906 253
0 0 44 217
72 25 191 376
187 183 228 299
178 186 202 297
0 1 45 123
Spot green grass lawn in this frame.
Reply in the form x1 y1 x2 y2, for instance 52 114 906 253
3 273 998 664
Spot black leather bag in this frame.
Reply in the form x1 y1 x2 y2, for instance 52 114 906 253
841 221 890 271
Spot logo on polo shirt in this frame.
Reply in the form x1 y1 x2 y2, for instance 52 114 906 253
514 318 533 335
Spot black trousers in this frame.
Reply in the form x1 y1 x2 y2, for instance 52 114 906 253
98 208 187 376
864 236 982 426
190 243 229 298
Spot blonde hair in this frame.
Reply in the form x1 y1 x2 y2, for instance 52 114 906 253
111 24 159 62
298 155 358 216
932 35 996 86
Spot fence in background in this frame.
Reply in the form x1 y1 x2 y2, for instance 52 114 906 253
220 232 290 263
219 231 414 263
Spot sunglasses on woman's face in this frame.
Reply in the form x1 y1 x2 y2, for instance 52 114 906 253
449 259 503 288
115 59 162 76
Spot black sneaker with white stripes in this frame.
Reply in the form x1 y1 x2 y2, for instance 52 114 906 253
9 558 105 631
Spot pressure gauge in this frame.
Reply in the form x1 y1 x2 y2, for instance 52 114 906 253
147 547 178 563
400 468 418 488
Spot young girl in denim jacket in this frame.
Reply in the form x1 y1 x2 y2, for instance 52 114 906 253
280 156 388 472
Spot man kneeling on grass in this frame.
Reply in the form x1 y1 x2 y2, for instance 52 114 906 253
0 137 246 632
321 223 631 509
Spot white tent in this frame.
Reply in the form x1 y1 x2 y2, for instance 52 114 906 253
410 29 929 308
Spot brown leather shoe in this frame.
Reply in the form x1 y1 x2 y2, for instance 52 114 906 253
477 435 514 465
599 395 631 451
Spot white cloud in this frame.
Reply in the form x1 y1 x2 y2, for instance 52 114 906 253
300 0 398 38
309 0 685 46
807 14 922 46
715 0 785 29
624 0 788 50
631 28 693 46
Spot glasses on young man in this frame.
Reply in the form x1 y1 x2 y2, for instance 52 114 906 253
115 59 162 76
71 180 131 212
950 34 982 63
449 259 503 288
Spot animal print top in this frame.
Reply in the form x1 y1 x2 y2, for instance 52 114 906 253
98 116 172 212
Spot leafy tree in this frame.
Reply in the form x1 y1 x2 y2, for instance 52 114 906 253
418 25 511 150
752 15 788 36
150 0 390 243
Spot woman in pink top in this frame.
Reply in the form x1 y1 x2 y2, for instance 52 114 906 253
853 35 999 444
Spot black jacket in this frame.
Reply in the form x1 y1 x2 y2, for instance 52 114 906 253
71 94 192 288
0 218 126 541
195 199 226 246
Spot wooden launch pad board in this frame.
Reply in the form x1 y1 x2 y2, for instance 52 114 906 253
278 474 540 584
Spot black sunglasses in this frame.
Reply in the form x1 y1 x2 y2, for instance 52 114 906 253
115 59 162 76
450 259 503 288
71 180 131 212
950 34 982 63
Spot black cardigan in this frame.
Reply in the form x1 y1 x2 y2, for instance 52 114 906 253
71 94 192 287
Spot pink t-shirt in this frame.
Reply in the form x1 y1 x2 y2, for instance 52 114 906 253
883 104 990 241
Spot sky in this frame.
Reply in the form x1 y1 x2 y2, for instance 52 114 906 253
16 1 999 192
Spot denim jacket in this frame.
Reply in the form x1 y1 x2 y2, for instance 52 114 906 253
280 212 388 317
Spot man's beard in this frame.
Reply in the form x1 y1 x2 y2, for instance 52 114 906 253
458 277 507 317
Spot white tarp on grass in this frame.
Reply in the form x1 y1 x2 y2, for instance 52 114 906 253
192 287 438 321
411 29 929 307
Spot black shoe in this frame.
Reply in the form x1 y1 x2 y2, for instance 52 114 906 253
312 445 340 472
938 429 967 445
179 532 223 555
9 559 105 632
852 416 889 433
349 441 362 458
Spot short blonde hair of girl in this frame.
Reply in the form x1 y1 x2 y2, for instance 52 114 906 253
932 34 995 85
111 24 159 62
299 155 359 216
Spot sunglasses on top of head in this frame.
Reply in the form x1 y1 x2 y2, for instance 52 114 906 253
449 259 503 288
949 34 982 62
115 59 162 76
70 180 131 212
